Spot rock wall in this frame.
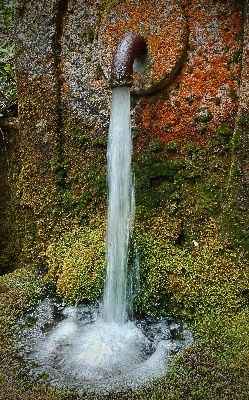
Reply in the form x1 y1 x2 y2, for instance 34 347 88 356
224 0 249 252
1 0 247 275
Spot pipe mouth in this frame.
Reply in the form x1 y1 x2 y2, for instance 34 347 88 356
110 77 134 88
98 0 188 95
110 33 147 88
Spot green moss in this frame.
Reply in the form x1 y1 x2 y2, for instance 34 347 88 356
194 110 213 123
195 181 222 216
183 140 199 155
165 140 180 154
221 209 249 254
161 89 169 100
85 28 95 43
99 0 124 17
231 132 243 151
216 123 232 138
235 114 249 127
213 96 221 105
92 137 108 148
228 87 237 101
50 155 68 187
95 63 104 79
0 119 32 273
133 152 185 210
149 137 163 152
45 217 106 304
196 123 208 134
70 124 88 147
233 47 243 64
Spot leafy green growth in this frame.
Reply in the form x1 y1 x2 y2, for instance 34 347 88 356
227 87 237 101
231 132 243 151
95 63 104 79
70 126 88 146
85 28 95 43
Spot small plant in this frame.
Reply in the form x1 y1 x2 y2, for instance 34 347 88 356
228 87 237 101
235 114 249 127
186 66 193 74
50 156 68 187
85 28 95 43
213 96 221 105
71 126 88 146
92 137 108 148
161 90 169 100
95 63 104 79
184 140 199 155
196 123 207 134
165 139 180 154
216 123 232 137
194 109 213 123
231 132 243 151
149 137 163 152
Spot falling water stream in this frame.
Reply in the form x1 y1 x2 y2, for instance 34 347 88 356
102 86 134 324
17 86 192 395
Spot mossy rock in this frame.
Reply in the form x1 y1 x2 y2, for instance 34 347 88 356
45 217 106 304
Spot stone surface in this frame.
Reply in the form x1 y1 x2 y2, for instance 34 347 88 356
98 0 188 94
231 0 249 213
8 0 248 270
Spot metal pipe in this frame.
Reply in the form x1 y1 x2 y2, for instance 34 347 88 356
110 33 147 87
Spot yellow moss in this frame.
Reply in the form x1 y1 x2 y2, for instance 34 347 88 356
45 217 106 304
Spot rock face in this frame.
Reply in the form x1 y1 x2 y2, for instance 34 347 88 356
99 0 188 94
2 0 247 273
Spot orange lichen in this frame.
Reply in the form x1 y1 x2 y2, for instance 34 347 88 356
61 81 69 93
132 0 242 152
99 0 187 91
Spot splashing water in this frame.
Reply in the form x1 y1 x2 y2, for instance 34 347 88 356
102 86 134 324
18 298 192 394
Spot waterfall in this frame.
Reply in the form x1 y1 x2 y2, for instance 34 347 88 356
18 86 193 396
102 86 135 324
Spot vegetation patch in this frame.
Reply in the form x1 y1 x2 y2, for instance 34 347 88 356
45 216 106 304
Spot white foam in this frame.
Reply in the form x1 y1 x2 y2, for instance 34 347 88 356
18 299 192 394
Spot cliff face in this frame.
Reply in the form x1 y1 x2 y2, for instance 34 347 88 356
1 0 247 298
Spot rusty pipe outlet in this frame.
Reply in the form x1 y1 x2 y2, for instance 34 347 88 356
110 33 147 88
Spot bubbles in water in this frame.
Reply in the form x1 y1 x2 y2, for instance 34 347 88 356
17 297 192 394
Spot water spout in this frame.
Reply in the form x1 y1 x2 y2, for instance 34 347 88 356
102 86 134 324
110 33 147 88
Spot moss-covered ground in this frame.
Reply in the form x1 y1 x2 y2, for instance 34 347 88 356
1 206 249 399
